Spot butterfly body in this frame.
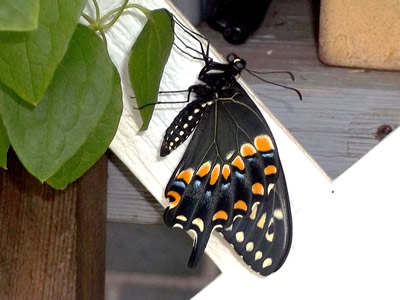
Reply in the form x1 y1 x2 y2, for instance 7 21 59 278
162 54 292 276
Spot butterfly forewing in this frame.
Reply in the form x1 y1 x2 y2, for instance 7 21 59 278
163 82 291 272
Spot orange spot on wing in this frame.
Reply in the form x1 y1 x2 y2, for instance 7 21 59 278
234 200 248 212
209 164 221 186
212 210 228 221
222 164 231 180
232 156 245 171
177 169 194 184
264 165 277 175
167 191 181 209
196 161 211 177
254 135 274 152
252 183 265 196
240 143 257 157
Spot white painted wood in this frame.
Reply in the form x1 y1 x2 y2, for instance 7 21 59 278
195 127 400 299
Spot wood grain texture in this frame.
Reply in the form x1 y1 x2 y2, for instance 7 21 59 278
0 152 107 300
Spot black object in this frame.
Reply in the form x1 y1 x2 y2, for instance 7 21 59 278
203 0 272 44
162 53 292 276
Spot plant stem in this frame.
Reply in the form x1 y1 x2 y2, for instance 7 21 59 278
98 3 152 28
92 0 101 21
83 1 153 32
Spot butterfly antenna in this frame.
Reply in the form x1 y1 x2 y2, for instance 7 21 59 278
173 33 204 61
172 15 212 64
245 69 303 101
246 69 296 81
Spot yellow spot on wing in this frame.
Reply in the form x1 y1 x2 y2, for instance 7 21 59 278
273 209 284 220
196 161 211 177
225 224 233 231
177 169 194 184
232 155 245 171
192 218 204 232
257 213 267 229
167 191 181 209
262 258 273 268
176 215 187 222
222 164 231 180
246 242 254 252
267 183 275 195
235 231 244 243
188 229 197 244
234 200 248 212
252 182 265 195
266 218 275 242
255 251 263 261
266 231 274 242
212 210 228 221
240 143 257 157
250 203 259 220
254 135 274 152
225 150 234 160
265 165 277 176
209 164 221 185
173 223 183 229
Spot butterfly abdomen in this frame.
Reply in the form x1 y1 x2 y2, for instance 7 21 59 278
160 100 209 156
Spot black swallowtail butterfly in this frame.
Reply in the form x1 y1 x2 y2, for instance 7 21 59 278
161 48 292 276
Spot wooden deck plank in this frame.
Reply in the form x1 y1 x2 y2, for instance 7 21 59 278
0 152 107 299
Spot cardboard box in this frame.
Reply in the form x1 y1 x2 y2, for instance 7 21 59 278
319 0 400 70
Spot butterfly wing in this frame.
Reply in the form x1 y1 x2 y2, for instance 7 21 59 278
163 82 292 274
218 166 292 276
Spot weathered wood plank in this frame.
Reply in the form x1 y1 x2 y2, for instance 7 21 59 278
107 152 163 224
0 152 107 299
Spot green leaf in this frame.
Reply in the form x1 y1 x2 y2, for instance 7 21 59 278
0 0 87 105
46 66 122 189
0 0 39 31
0 25 121 182
129 8 174 131
0 115 10 169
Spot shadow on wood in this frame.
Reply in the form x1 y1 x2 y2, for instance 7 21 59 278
0 151 107 300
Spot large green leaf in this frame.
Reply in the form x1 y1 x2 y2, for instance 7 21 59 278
129 8 174 131
0 0 39 31
0 115 10 169
46 66 122 189
0 0 87 105
0 25 121 182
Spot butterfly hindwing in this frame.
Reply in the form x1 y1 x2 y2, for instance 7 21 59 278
164 82 291 272
218 165 292 276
